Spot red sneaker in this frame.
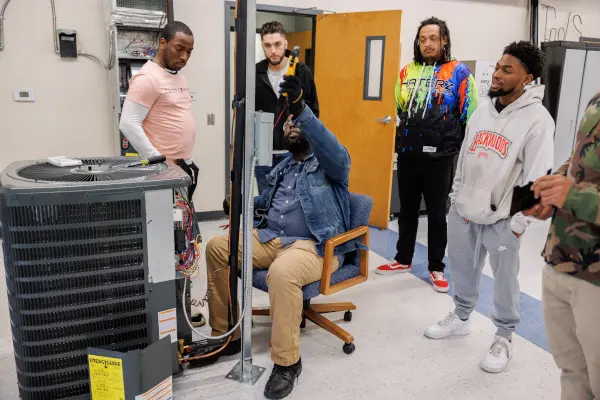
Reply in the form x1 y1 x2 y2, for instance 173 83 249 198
376 261 411 275
430 271 449 293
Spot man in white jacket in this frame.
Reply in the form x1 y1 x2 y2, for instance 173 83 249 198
424 41 555 373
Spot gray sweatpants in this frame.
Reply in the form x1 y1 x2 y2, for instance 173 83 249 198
448 206 521 339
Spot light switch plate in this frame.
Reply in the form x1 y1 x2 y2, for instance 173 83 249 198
14 89 35 102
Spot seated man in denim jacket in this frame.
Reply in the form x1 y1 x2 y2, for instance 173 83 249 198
200 75 352 399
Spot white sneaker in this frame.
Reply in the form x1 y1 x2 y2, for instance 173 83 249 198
425 312 470 339
480 336 513 373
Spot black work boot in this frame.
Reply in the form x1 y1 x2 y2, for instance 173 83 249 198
186 338 241 369
264 358 302 399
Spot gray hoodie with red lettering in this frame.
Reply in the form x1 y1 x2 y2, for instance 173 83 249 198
450 85 555 235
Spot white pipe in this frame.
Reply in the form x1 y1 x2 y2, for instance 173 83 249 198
181 274 249 340
51 0 58 53
0 0 12 51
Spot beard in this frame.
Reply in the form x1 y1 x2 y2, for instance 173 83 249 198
268 55 284 66
420 47 441 65
285 133 311 155
488 86 515 98
422 54 439 64
164 52 183 72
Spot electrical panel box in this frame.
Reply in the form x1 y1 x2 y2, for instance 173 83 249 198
117 30 160 60
254 111 275 167
58 29 78 58
116 28 160 157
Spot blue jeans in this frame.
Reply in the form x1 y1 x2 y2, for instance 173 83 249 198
255 153 289 194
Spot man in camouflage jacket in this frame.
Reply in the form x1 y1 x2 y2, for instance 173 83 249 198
527 92 600 399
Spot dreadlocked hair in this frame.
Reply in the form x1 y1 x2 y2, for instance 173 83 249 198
414 17 451 64
503 41 546 79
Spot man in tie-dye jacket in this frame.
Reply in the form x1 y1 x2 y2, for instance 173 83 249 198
377 17 478 293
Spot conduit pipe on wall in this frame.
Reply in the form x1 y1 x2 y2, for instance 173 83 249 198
0 0 12 51
530 0 539 46
50 0 115 69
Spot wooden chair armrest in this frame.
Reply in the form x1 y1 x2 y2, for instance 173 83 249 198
320 226 370 296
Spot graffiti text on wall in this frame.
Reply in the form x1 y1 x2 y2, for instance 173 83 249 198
541 4 583 41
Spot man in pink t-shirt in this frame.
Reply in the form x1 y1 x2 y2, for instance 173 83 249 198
120 21 205 328
120 21 196 161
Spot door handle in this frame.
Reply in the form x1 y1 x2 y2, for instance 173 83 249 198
377 116 392 124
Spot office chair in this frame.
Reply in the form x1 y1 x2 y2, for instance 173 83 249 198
251 193 372 354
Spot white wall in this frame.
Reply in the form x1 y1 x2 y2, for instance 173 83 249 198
538 0 600 42
0 0 598 213
0 0 114 171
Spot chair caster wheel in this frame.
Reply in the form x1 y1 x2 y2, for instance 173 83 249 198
344 311 352 322
300 318 306 329
343 343 355 354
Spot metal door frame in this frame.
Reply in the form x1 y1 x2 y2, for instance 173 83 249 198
223 2 323 196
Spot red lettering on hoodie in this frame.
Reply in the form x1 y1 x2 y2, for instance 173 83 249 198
468 131 512 159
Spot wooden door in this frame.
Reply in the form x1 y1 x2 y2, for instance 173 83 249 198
314 11 402 229
287 31 313 64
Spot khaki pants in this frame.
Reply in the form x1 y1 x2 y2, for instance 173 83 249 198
543 265 600 399
205 230 338 366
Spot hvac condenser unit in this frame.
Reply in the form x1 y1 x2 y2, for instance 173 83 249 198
0 157 189 399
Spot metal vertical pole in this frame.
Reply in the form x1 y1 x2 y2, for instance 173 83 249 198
227 0 246 337
241 0 262 384
227 0 264 384
530 0 539 46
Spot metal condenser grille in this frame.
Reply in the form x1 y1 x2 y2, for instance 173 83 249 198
1 198 149 400
116 0 165 12
16 158 164 183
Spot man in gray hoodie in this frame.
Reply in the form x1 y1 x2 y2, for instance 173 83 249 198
424 41 555 373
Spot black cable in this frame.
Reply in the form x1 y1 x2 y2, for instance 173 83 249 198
227 0 248 330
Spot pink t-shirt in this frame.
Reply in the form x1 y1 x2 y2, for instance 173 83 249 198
126 61 196 160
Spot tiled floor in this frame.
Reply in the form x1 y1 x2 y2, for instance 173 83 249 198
0 217 561 399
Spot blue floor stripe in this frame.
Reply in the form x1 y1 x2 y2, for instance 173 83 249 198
369 227 549 352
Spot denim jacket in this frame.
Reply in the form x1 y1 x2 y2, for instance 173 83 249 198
253 106 354 258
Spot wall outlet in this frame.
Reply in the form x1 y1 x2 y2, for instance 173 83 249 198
207 113 215 125
13 89 35 102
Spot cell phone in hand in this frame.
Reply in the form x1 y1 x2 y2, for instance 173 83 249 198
509 169 552 215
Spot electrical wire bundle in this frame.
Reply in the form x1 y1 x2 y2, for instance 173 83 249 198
174 194 201 278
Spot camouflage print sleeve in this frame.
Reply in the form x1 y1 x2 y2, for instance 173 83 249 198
554 157 571 176
562 93 600 225
564 184 600 225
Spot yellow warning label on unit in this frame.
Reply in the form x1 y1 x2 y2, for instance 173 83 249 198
125 152 139 157
88 355 125 400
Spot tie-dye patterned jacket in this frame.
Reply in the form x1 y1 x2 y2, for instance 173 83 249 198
395 58 478 159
